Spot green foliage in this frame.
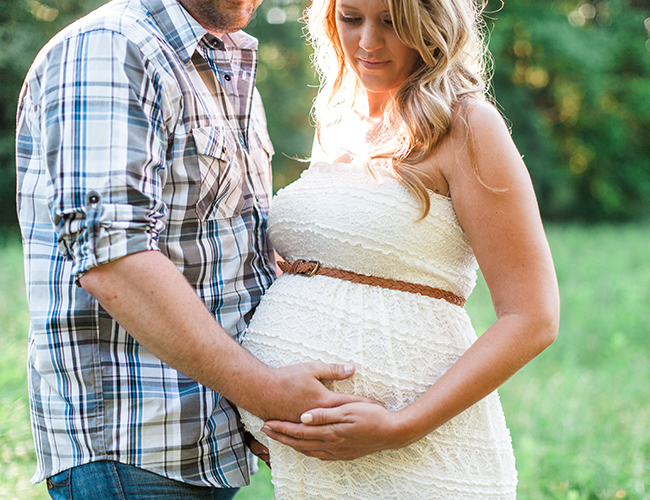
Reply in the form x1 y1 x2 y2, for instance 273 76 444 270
244 0 319 192
486 0 650 221
246 0 650 219
2 0 650 223
0 0 106 226
2 224 650 499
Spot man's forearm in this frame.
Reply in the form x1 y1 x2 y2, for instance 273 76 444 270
79 250 276 416
78 250 362 422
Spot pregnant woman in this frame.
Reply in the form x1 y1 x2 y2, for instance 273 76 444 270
240 0 559 497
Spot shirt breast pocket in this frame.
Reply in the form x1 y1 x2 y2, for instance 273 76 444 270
191 126 245 221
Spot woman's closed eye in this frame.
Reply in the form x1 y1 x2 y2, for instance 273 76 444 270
338 13 362 23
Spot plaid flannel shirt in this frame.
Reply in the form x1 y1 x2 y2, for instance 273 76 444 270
16 0 276 486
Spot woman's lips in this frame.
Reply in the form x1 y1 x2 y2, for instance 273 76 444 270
358 58 391 70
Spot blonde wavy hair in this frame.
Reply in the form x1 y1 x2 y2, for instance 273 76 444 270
306 0 492 217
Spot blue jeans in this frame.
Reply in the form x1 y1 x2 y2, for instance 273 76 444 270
46 461 240 500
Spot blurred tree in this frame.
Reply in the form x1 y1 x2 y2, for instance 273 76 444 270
486 0 650 220
1 0 649 225
0 0 107 226
245 0 319 192
0 0 314 227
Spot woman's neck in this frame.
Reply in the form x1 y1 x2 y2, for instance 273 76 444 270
365 89 392 119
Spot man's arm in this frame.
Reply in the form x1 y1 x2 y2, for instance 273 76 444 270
79 250 363 422
39 29 368 426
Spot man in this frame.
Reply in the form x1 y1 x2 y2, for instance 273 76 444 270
16 0 362 497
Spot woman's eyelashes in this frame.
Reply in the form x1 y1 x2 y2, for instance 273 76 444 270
337 12 394 27
338 13 361 23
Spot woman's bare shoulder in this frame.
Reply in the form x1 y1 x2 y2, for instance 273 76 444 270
441 98 519 183
448 98 509 141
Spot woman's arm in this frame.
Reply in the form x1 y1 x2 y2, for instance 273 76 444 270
260 100 560 459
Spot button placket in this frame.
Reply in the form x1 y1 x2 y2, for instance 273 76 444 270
85 190 103 256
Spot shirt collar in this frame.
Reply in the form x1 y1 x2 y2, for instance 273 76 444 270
141 0 258 64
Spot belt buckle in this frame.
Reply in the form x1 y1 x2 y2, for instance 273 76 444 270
290 259 321 277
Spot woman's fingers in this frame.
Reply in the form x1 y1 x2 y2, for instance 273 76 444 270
261 402 403 460
301 407 343 425
244 431 271 467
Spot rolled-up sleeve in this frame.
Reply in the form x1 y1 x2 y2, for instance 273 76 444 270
33 29 169 277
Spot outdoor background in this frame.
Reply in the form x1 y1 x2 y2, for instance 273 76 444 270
1 0 649 498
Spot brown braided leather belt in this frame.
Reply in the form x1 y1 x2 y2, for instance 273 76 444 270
278 259 466 307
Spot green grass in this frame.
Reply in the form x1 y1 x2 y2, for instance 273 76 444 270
492 225 650 500
1 224 649 499
0 231 47 500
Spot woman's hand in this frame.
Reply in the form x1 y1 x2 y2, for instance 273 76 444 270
258 363 381 423
260 402 413 461
244 432 271 468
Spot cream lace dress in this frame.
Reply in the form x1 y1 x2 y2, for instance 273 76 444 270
239 160 517 499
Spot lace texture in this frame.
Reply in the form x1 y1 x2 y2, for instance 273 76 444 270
239 162 517 499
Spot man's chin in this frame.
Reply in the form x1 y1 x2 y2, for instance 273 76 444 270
179 0 256 36
212 13 255 35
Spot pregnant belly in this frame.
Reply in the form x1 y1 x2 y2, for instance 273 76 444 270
242 273 476 409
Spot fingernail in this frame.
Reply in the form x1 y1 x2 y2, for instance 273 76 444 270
301 412 313 424
344 364 355 374
261 426 271 434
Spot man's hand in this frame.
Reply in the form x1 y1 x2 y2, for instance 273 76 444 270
258 363 377 423
79 251 377 424
260 402 413 461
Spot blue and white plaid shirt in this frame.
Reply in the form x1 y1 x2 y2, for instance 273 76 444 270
16 0 276 486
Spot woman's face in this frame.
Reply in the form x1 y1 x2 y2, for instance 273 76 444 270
335 0 420 108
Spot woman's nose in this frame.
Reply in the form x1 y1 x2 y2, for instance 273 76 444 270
359 23 383 52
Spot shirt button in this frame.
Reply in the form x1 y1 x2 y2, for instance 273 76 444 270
89 194 99 204
255 194 260 202
224 74 232 81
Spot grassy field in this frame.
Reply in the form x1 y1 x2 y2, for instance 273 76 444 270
1 224 648 500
